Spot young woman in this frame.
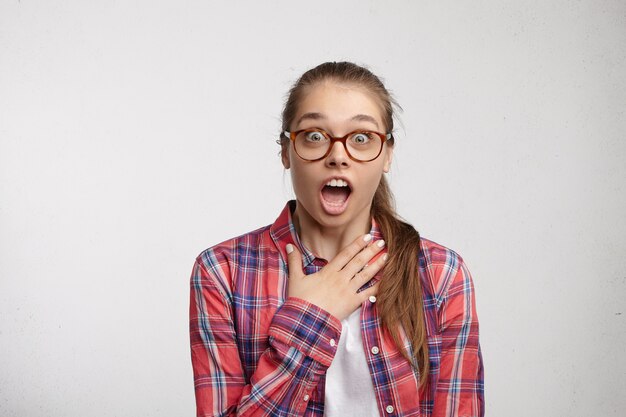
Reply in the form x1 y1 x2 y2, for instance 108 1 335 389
190 62 484 417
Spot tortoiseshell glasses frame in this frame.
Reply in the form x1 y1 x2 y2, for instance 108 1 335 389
283 128 393 162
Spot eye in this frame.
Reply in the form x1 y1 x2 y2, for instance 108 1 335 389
350 132 373 145
304 130 327 143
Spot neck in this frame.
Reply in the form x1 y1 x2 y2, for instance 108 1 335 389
292 203 372 261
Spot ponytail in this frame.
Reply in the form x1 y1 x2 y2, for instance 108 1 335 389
372 176 429 385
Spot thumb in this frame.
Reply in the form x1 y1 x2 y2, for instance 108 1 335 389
285 243 304 279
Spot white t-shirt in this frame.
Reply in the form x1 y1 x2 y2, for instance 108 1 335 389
324 308 379 417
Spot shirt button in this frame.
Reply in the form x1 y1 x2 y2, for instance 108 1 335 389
371 346 380 355
386 405 394 413
303 394 310 402
330 338 336 347
369 295 377 303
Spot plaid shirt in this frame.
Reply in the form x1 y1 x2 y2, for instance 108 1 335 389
190 202 484 417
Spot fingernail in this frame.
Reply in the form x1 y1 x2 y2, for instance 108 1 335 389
363 234 372 242
383 254 388 261
286 244 294 254
377 240 386 248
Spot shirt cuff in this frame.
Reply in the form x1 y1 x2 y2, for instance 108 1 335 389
268 297 342 367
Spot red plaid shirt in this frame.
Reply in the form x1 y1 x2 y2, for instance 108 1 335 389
190 202 484 416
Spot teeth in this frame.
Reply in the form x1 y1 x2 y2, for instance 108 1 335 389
326 179 348 187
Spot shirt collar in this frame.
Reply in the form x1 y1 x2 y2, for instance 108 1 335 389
270 200 384 268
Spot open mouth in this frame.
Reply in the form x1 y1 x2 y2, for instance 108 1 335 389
320 178 352 214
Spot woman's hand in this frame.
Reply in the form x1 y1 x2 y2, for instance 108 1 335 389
285 234 387 321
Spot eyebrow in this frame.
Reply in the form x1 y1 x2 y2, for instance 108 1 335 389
296 112 325 125
350 114 380 129
296 112 380 130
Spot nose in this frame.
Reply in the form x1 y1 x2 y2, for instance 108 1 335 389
324 141 350 168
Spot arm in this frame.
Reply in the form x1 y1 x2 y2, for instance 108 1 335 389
434 260 484 417
189 256 341 417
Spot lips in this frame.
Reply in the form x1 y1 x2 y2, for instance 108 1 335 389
320 177 352 215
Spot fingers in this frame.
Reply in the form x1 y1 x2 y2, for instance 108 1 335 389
342 239 386 279
350 252 388 291
327 233 373 271
285 243 305 280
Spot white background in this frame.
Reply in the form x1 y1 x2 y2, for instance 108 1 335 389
1 1 625 416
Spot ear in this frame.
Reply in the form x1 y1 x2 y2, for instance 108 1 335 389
281 144 291 169
382 145 393 173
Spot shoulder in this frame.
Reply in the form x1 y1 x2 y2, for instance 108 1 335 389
192 224 274 294
195 224 273 272
419 237 473 307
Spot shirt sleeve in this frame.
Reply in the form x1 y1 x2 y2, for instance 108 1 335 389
434 259 484 417
189 256 341 417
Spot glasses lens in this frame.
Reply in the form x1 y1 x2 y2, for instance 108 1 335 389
346 132 382 161
295 130 330 160
294 129 383 162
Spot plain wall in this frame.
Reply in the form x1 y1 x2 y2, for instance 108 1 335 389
1 1 625 416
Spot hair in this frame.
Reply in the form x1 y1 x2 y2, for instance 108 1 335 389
279 62 429 385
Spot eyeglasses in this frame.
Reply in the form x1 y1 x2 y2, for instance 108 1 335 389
283 128 393 162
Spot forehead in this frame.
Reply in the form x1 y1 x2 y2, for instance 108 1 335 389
294 81 385 130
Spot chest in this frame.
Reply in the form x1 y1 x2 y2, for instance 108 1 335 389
228 253 441 415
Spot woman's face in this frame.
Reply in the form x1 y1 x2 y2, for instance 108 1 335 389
282 81 393 231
